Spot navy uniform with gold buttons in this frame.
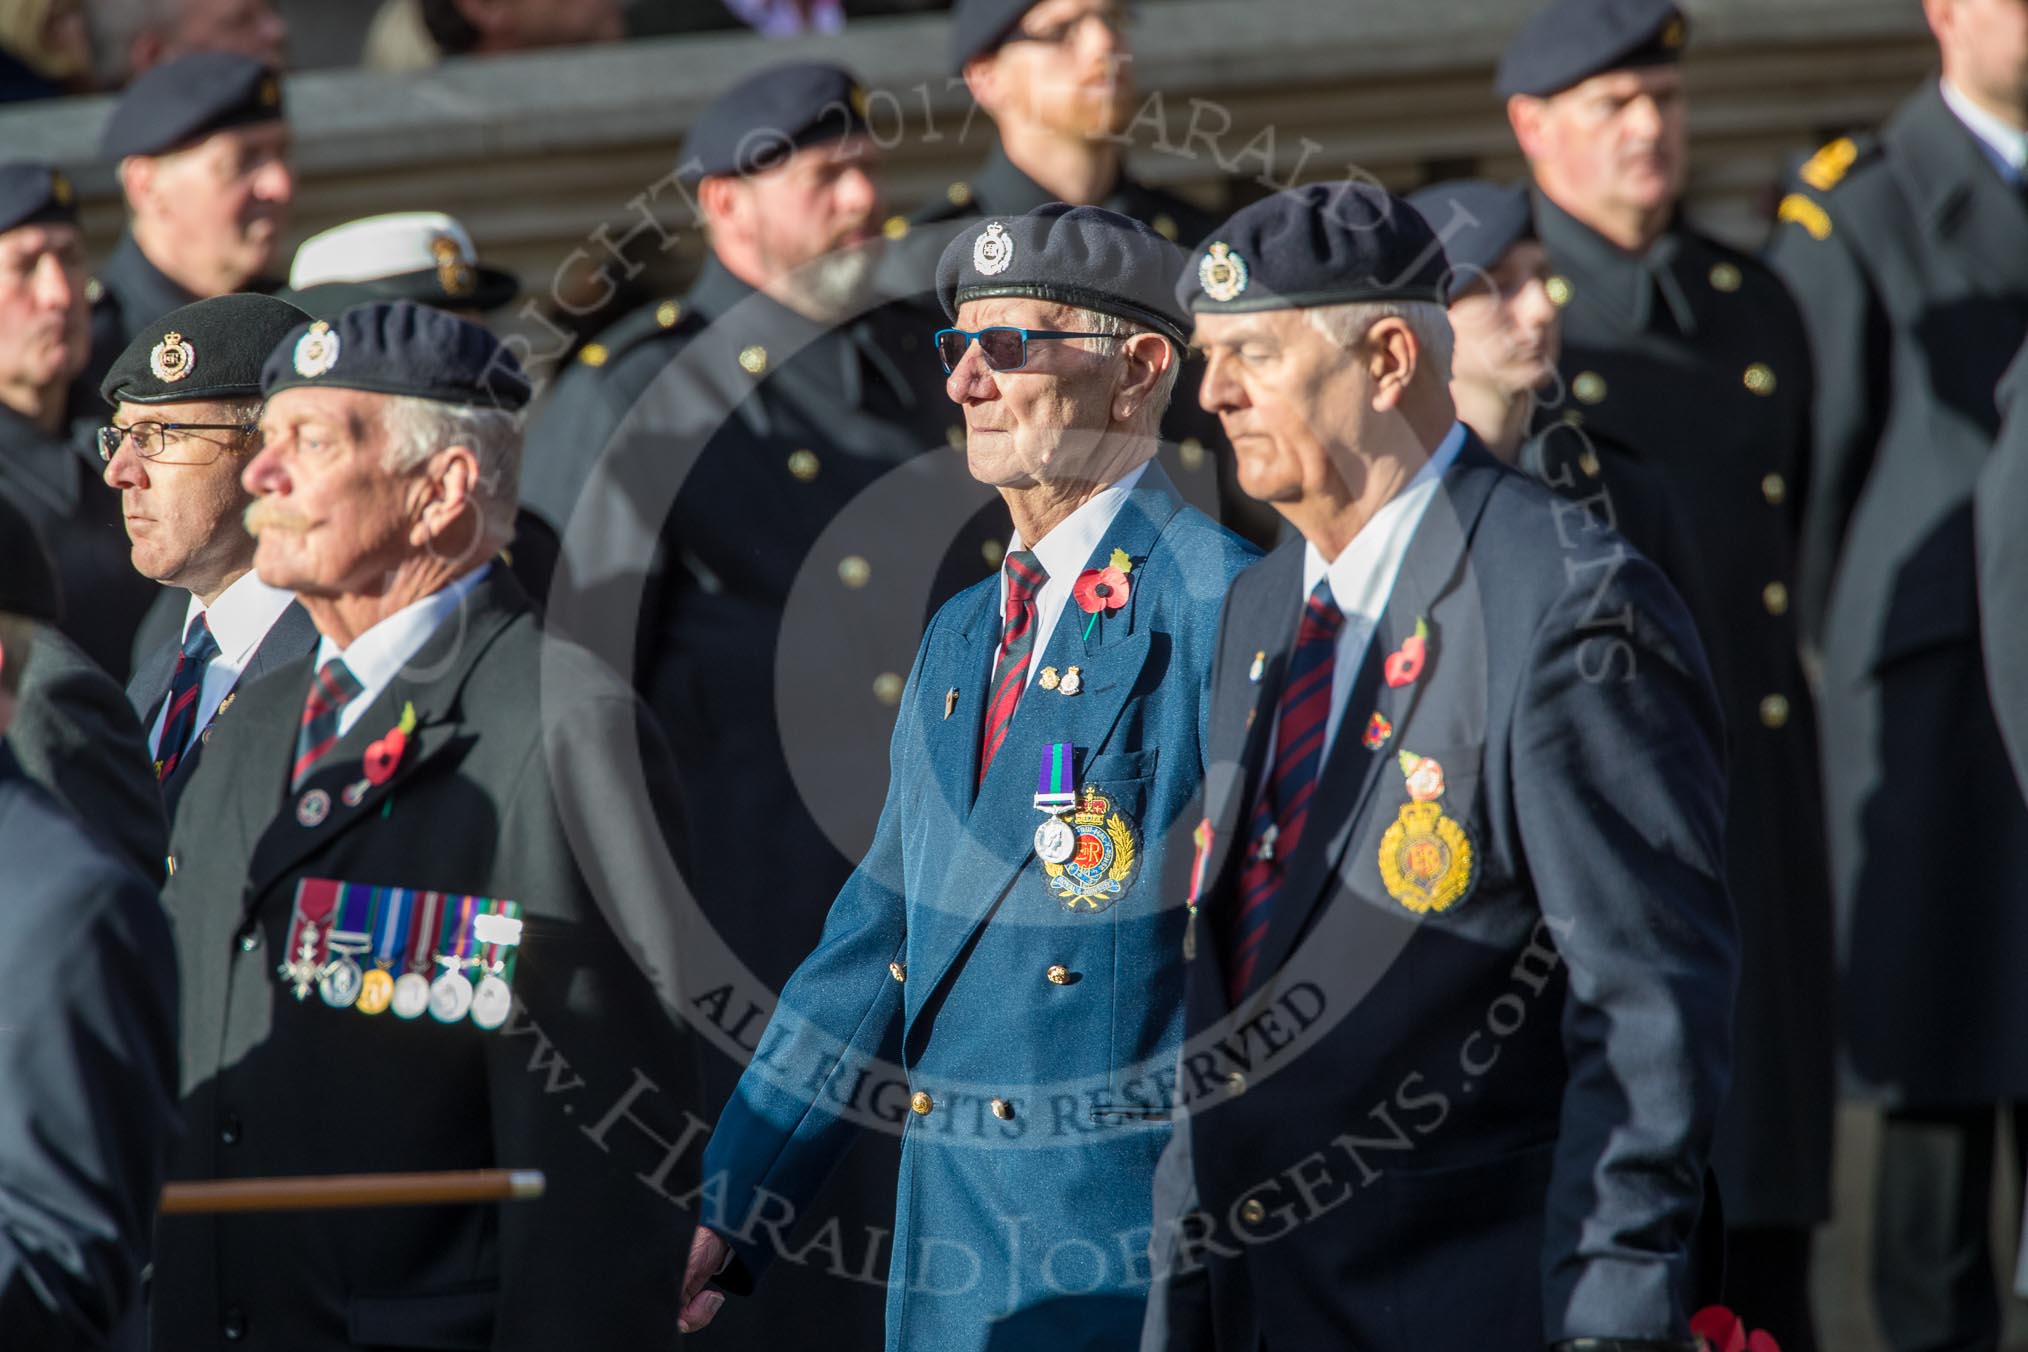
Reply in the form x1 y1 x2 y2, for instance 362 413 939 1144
84 52 288 401
1769 62 2028 1352
1499 0 1833 1302
152 303 700 1352
0 162 158 681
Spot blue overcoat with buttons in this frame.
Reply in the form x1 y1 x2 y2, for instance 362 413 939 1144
703 464 1255 1352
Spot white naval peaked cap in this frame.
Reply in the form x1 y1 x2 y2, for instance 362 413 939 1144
289 211 479 289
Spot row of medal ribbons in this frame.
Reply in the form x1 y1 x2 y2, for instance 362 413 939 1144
280 879 525 1030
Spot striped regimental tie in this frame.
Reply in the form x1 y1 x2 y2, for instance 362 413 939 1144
291 657 365 790
978 549 1048 782
155 613 221 781
1227 577 1344 1002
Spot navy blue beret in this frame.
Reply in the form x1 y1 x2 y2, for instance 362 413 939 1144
937 203 1190 346
103 294 311 407
261 300 531 412
0 492 62 625
1496 0 1686 99
1405 180 1535 299
678 62 869 186
1179 182 1451 315
100 53 283 160
0 162 79 236
949 0 1039 74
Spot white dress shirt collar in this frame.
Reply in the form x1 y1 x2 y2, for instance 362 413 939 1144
1000 461 1148 678
313 565 490 737
183 569 297 664
1941 78 2028 181
148 570 300 759
1295 421 1466 755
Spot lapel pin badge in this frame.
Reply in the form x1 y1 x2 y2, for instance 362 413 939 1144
1059 665 1083 697
944 687 959 719
1384 618 1430 688
1039 666 1060 692
296 788 331 828
1249 650 1265 683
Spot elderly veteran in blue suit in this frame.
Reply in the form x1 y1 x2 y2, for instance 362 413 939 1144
678 205 1257 1350
1142 183 1737 1352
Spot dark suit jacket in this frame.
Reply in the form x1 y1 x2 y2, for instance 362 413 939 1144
0 744 179 1352
1150 438 1735 1350
12 625 166 884
126 597 319 823
152 569 702 1352
1769 82 2028 1104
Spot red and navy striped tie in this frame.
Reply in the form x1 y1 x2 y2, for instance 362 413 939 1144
978 549 1048 782
291 658 364 790
155 613 220 781
1228 578 1344 1002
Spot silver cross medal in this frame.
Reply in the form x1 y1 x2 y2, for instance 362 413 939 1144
278 923 323 1001
1256 824 1278 862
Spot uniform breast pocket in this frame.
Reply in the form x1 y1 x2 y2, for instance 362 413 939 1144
1356 743 1488 922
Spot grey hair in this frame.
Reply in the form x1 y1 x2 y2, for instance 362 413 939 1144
1071 307 1184 437
1304 300 1455 386
378 395 521 545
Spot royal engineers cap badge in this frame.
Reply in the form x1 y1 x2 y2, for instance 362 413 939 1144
293 321 341 378
1044 784 1139 912
973 220 1015 277
150 331 195 383
1198 241 1250 302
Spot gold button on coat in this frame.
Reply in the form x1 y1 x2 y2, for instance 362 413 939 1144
981 539 1005 567
1546 275 1572 306
1761 473 1786 506
889 961 906 982
910 1091 933 1116
1225 1071 1246 1096
738 344 768 375
873 673 904 706
787 449 819 482
656 300 681 327
838 556 871 588
1743 363 1777 396
1763 581 1789 615
1709 262 1742 292
990 1098 1015 1121
1760 694 1791 729
1178 437 1207 472
882 215 910 240
1240 1199 1268 1226
1573 371 1607 404
1578 449 1601 479
1046 965 1069 985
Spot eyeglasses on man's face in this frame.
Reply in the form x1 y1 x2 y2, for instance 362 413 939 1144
934 326 1121 375
97 420 259 462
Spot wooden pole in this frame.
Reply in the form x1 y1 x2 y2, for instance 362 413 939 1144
160 1168 545 1215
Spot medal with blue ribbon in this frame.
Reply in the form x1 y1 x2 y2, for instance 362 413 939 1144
1034 742 1079 864
357 886 413 1016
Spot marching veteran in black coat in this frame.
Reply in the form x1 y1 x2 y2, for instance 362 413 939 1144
0 499 179 1352
1500 1 1832 1329
1768 2 2028 1341
152 302 702 1351
1144 183 1736 1352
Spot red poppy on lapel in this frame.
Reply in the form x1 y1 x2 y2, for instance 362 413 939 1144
1690 1305 1781 1352
363 702 419 787
1073 565 1131 616
1383 617 1430 688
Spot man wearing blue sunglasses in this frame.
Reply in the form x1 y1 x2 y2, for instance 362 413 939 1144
681 204 1258 1351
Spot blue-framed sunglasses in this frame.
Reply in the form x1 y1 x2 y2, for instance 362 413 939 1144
934 326 1120 374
